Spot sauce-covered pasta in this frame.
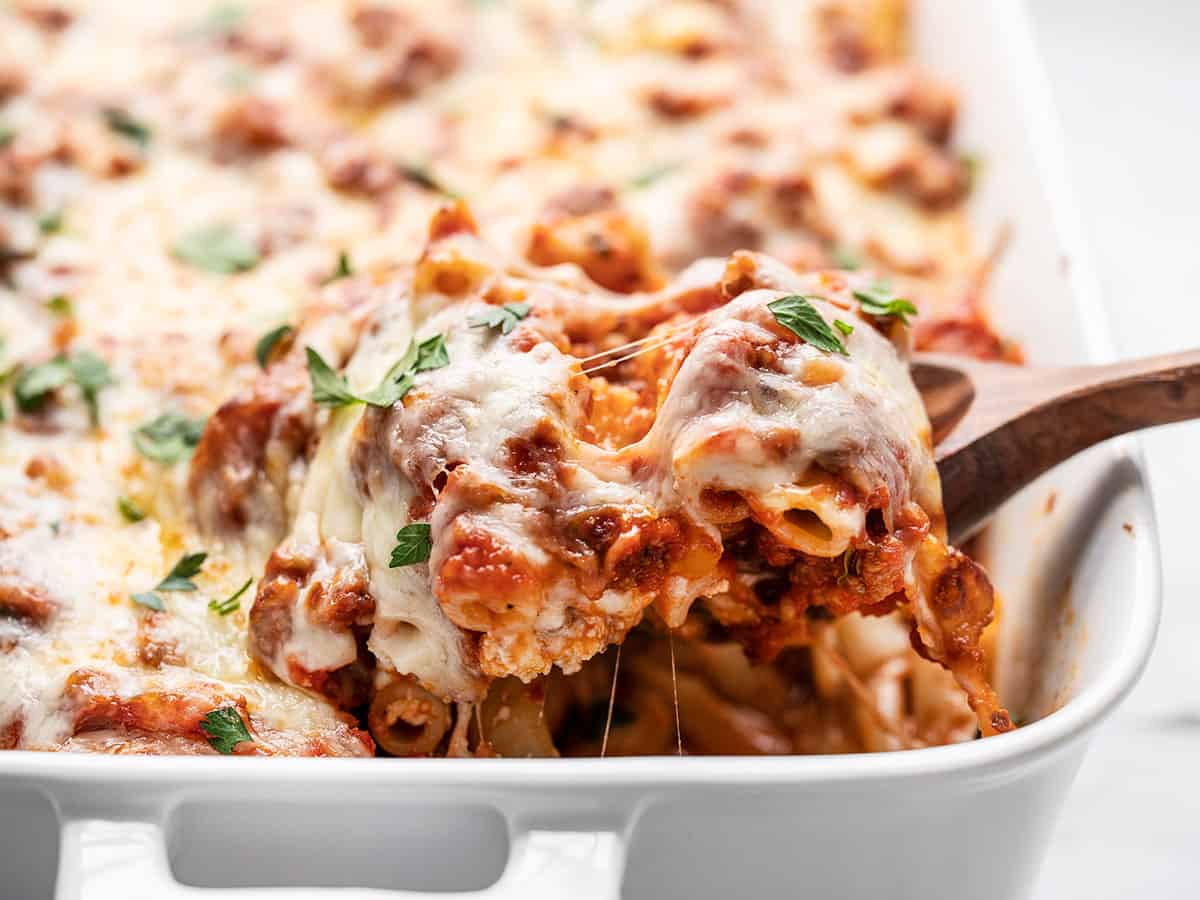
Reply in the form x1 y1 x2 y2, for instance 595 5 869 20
0 0 1012 756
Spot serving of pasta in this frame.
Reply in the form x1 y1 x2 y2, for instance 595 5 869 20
0 0 1016 757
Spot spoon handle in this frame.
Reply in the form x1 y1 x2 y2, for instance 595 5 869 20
940 348 1200 543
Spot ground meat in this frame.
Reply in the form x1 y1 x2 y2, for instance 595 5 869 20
687 172 765 259
66 669 245 743
0 65 26 101
643 85 729 120
60 668 373 755
340 4 460 105
528 207 663 293
320 136 399 196
137 611 183 668
0 574 56 627
249 518 375 709
916 315 1018 362
188 359 313 547
17 2 72 32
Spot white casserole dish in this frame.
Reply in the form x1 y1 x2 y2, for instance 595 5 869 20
0 1 1162 898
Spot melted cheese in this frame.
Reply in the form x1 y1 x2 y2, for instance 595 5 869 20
0 0 987 752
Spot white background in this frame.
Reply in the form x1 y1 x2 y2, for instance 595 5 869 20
1028 1 1200 896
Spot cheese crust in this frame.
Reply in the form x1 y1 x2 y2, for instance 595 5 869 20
0 0 1011 756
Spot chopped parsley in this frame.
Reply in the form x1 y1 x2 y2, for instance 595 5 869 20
38 209 64 235
389 523 432 567
833 318 855 337
305 348 362 407
203 3 247 35
103 107 152 148
307 333 450 409
468 302 531 336
324 251 353 284
629 162 681 189
70 351 115 426
209 577 253 616
12 351 113 425
200 707 254 754
45 295 72 316
132 551 207 611
157 552 208 592
411 333 450 373
117 495 146 523
767 295 848 356
0 124 14 149
13 358 72 412
399 163 461 200
172 224 260 274
831 246 862 271
254 323 294 369
131 591 164 611
852 282 918 325
133 411 206 463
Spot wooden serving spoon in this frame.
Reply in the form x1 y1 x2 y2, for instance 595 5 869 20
913 349 1200 544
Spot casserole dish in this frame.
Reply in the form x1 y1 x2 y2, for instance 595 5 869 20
0 0 1162 898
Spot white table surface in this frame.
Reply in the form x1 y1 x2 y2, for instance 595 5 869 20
1027 1 1200 896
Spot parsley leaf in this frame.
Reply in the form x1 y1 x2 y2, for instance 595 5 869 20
468 302 531 336
412 334 450 373
305 347 361 407
767 295 849 356
11 352 112 424
172 224 259 274
200 707 254 754
204 3 247 35
357 366 415 408
117 495 146 523
131 552 206 611
309 335 449 409
103 108 152 148
324 251 353 284
45 295 72 316
399 163 461 200
38 209 64 235
131 591 164 611
254 323 293 369
832 246 862 270
13 358 72 412
69 351 114 427
852 283 918 325
0 124 14 149
630 162 681 189
133 411 206 463
209 576 253 616
833 319 855 337
390 523 432 567
157 552 207 592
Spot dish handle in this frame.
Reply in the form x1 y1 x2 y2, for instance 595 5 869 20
55 817 626 899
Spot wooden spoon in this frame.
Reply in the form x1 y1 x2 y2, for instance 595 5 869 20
913 349 1200 543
